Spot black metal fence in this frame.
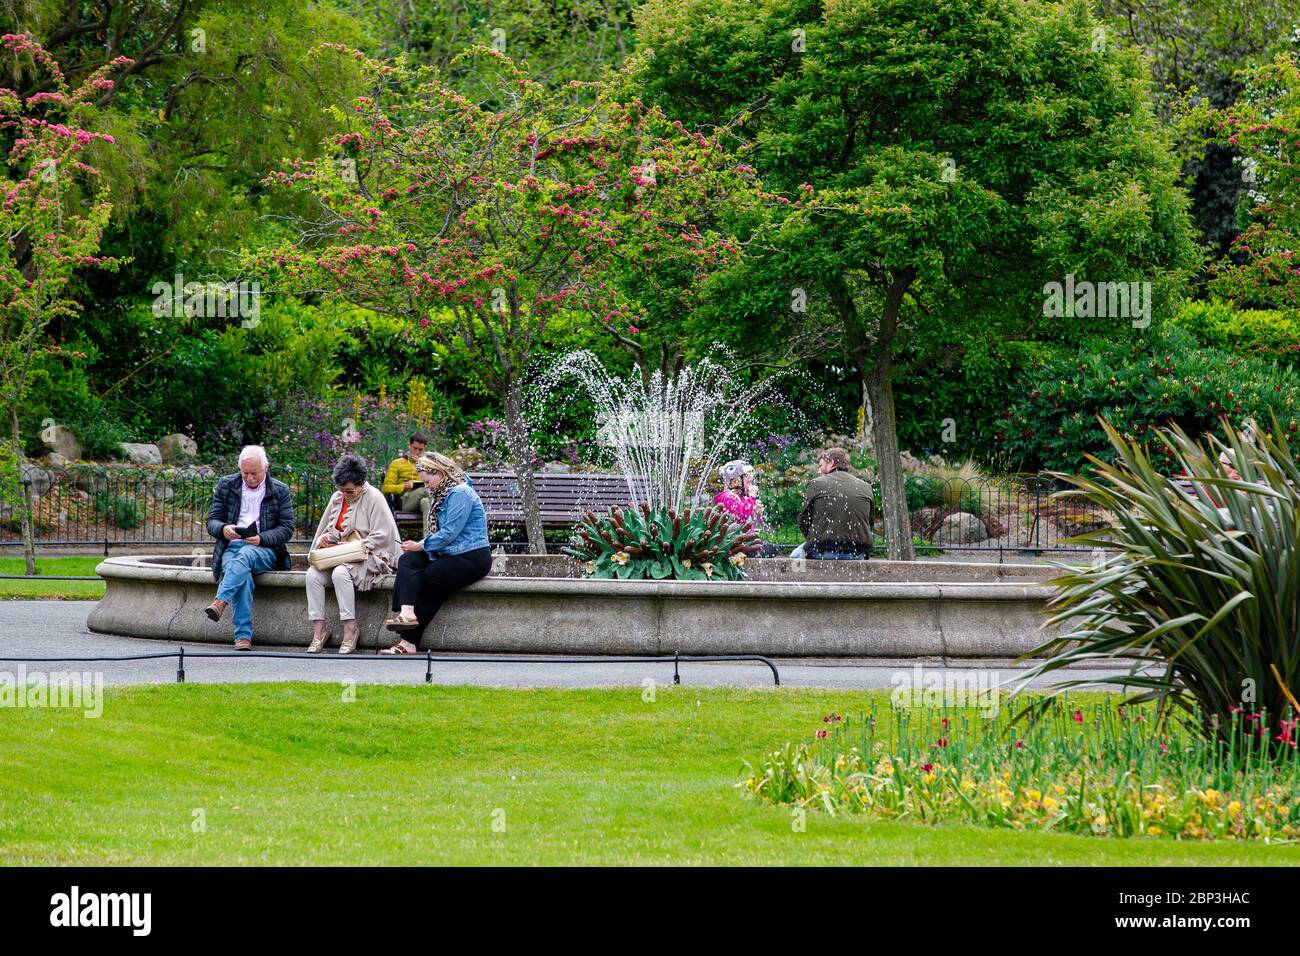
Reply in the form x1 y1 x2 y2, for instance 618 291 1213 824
2 467 1101 554
4 466 335 551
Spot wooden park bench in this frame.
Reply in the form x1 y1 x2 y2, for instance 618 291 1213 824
393 472 642 531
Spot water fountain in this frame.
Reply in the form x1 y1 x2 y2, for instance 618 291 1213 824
88 351 1064 655
536 349 792 514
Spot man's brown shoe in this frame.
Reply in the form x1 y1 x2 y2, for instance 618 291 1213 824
234 638 252 651
205 599 228 623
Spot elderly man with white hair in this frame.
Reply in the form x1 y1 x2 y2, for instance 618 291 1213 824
203 445 296 649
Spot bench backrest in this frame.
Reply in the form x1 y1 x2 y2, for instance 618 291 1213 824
468 472 642 523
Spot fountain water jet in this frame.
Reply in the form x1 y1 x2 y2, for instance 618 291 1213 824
535 349 798 513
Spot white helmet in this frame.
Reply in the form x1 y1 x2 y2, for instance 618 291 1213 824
719 459 754 484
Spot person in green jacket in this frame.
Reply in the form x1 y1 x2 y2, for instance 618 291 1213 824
795 447 875 559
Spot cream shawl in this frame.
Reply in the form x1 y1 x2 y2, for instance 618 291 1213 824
310 482 401 590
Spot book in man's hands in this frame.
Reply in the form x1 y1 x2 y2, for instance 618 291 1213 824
232 520 258 539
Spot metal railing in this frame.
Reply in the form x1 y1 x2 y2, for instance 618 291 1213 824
2 466 1100 555
4 464 334 551
762 474 1098 554
0 649 781 686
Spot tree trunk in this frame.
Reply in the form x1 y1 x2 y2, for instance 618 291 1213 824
503 384 547 555
9 405 38 576
864 363 914 561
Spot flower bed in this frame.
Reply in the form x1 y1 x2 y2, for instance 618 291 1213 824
740 699 1300 842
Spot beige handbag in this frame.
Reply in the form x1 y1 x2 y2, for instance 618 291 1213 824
308 529 367 571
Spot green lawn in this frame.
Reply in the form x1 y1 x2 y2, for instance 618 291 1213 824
1 684 1296 865
0 557 104 599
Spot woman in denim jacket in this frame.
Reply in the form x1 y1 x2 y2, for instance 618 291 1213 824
381 452 491 654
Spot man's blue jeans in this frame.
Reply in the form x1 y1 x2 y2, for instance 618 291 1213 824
215 540 277 642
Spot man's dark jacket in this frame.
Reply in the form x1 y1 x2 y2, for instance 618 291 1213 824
797 468 875 555
205 473 296 581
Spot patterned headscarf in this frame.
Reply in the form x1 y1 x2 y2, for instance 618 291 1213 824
416 452 467 535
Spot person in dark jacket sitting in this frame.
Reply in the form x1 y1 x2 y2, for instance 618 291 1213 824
203 445 296 650
796 447 875 559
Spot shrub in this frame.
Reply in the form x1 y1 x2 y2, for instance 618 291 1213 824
995 327 1300 472
92 492 141 530
904 474 946 510
1170 298 1300 365
1030 417 1300 753
260 386 449 473
564 503 762 580
463 419 515 470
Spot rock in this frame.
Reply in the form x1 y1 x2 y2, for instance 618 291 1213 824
941 511 987 544
899 450 925 474
117 442 163 465
39 423 81 461
156 433 197 463
73 470 108 494
19 463 54 496
539 462 572 473
41 452 70 470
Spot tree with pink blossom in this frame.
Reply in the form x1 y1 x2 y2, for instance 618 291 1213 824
253 46 760 552
1 34 127 574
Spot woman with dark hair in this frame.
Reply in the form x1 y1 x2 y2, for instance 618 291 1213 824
305 454 401 653
381 452 491 654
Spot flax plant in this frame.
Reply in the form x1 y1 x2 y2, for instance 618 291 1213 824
1023 418 1300 753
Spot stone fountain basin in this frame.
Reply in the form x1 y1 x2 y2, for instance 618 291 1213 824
87 554 1062 657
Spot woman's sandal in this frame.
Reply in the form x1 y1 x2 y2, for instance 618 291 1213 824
384 615 420 632
378 640 416 656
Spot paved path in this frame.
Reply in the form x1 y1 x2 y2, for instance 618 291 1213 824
0 600 1131 690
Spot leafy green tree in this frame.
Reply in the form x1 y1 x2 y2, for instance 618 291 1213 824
636 0 1200 558
341 0 639 92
